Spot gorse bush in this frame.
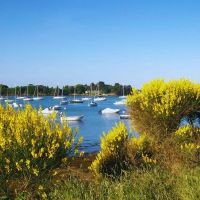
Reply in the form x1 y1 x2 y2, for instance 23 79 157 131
127 79 200 138
175 125 200 164
90 122 129 177
90 123 157 177
0 105 82 198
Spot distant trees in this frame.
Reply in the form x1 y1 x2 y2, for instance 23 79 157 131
0 82 133 96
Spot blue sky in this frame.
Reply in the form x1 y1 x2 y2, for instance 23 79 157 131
0 0 200 87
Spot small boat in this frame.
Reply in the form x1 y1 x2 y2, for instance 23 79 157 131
114 99 126 105
88 101 97 107
41 107 58 115
82 97 92 101
101 108 120 114
70 87 84 103
13 102 20 108
61 115 84 122
53 86 65 99
0 86 4 100
23 97 33 101
119 85 127 99
93 97 107 102
23 86 33 101
52 105 62 110
16 87 25 100
5 99 14 103
120 114 131 119
33 86 44 100
60 100 68 105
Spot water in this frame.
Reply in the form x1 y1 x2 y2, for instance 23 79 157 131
1 96 135 152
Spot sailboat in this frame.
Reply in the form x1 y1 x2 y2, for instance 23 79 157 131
93 83 107 102
4 89 14 103
70 86 84 103
119 85 127 99
53 86 65 99
60 87 68 105
33 85 44 100
23 86 33 101
0 86 4 100
16 87 25 100
89 84 97 107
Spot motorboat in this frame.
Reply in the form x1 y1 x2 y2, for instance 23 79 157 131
88 101 97 107
114 99 126 105
60 115 84 122
60 100 68 105
101 108 120 114
23 97 33 101
120 114 131 119
41 107 58 115
82 97 92 101
93 97 107 102
52 105 62 110
5 99 14 103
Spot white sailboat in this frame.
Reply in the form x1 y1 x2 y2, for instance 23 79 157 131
119 85 127 99
70 86 84 103
60 87 68 105
89 84 98 107
4 89 14 103
23 86 33 101
93 83 107 102
114 99 126 105
0 86 4 100
33 85 44 100
16 87 25 100
53 86 65 99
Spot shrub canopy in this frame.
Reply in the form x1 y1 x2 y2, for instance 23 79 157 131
127 79 200 138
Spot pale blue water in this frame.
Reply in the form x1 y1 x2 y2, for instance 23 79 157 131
1 96 135 152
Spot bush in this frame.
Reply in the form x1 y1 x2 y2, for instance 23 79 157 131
127 79 200 139
90 122 129 177
0 105 82 198
90 123 157 178
175 125 200 164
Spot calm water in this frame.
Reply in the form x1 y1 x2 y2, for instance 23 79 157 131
1 96 136 152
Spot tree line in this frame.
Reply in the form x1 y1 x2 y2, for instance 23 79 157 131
0 82 132 96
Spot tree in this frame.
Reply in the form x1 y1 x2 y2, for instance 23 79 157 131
127 79 200 138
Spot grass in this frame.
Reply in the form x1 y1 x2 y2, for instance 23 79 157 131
48 166 200 200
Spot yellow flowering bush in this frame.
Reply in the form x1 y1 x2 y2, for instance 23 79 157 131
90 122 128 177
175 125 200 162
90 123 156 178
0 104 82 196
127 135 157 168
127 79 200 138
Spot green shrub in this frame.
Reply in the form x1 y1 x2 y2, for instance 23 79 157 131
0 105 82 198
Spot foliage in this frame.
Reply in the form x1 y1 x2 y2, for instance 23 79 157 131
49 167 200 200
90 123 157 177
127 79 200 139
0 105 82 198
90 122 129 177
175 125 200 163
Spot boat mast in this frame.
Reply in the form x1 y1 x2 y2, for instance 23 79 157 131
74 86 76 100
123 85 125 96
15 86 17 102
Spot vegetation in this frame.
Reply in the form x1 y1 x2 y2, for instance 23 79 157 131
0 82 132 96
1 79 200 199
0 105 82 199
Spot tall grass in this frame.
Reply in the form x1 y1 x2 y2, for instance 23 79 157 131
48 167 200 200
